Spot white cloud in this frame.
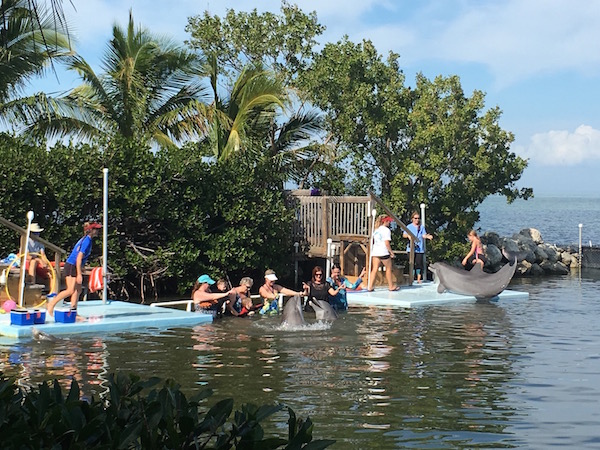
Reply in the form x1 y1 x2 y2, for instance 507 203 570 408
518 125 600 166
336 0 600 88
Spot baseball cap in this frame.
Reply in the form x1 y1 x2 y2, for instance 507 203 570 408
264 269 278 281
197 274 216 285
84 222 102 231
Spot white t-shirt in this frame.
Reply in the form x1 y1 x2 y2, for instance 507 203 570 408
371 225 391 257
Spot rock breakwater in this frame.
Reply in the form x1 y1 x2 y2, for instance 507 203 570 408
481 228 579 276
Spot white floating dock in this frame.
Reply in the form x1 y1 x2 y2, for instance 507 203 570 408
346 282 528 308
0 300 213 339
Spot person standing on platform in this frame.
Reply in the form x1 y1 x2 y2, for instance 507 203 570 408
368 215 399 291
404 211 433 283
47 222 102 317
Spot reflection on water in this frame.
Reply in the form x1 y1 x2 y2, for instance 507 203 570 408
3 270 600 448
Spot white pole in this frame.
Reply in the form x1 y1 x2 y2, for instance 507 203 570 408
19 211 34 307
102 168 109 304
326 238 333 278
578 223 583 266
420 203 427 280
367 208 377 290
294 242 299 288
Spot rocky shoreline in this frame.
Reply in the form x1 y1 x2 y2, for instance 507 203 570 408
481 228 579 276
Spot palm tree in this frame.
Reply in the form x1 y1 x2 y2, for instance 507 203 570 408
28 11 208 148
0 0 71 128
203 56 287 161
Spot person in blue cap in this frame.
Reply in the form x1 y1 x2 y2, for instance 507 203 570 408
192 274 234 315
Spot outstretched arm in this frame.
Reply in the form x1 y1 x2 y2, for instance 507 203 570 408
462 242 476 266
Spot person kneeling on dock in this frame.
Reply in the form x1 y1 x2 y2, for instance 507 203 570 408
192 274 234 317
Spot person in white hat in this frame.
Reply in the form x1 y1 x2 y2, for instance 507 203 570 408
258 269 305 302
26 223 48 284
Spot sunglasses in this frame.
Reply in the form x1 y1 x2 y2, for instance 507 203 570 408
412 217 420 220
315 273 323 277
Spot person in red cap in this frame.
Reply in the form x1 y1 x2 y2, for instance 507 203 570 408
368 214 399 291
47 221 102 317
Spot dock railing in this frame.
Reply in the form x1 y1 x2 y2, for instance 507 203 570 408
0 217 67 296
289 190 416 284
290 192 371 257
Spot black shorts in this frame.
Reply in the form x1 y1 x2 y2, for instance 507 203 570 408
415 253 425 271
63 262 78 278
374 254 390 260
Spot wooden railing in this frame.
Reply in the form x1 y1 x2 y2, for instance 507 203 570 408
289 191 417 285
290 193 371 256
0 217 66 291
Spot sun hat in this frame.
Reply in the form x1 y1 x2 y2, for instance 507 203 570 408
197 274 216 285
30 223 44 233
84 222 102 232
381 216 393 223
264 269 278 281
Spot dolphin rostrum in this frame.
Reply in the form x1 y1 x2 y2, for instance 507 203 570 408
281 295 306 326
430 258 517 299
31 327 59 342
308 298 338 321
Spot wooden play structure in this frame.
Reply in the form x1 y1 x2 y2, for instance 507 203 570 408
0 217 66 307
289 190 418 287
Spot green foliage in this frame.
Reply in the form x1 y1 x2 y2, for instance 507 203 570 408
0 371 335 449
298 37 411 195
0 0 71 104
28 11 208 148
185 1 324 83
0 133 293 299
300 38 531 260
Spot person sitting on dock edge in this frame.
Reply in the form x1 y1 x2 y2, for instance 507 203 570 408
462 230 486 269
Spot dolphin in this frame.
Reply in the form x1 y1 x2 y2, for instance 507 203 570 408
308 298 338 321
429 258 517 299
31 327 59 342
281 295 306 326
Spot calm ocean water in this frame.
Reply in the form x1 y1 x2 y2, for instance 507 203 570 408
1 195 600 448
3 271 600 449
476 195 600 246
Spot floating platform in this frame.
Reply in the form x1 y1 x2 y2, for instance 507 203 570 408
346 282 528 308
0 300 213 339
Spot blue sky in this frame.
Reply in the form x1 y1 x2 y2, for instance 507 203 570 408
35 0 600 196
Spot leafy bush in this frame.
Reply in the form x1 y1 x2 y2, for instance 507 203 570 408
0 371 334 449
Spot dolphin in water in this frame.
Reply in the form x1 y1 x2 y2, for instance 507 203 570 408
308 298 338 322
281 295 306 326
429 258 517 299
31 327 59 342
